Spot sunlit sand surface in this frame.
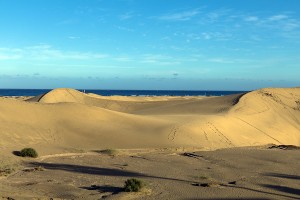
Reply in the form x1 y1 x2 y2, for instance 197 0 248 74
0 87 299 199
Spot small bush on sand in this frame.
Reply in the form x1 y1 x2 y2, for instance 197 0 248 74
19 148 38 158
100 149 118 156
124 178 144 192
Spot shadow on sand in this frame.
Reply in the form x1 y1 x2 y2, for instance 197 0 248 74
27 162 300 199
261 172 300 197
187 197 271 200
28 162 191 183
12 151 21 156
80 184 123 195
263 172 300 180
261 184 300 196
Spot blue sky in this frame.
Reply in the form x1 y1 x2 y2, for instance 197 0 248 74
0 0 300 90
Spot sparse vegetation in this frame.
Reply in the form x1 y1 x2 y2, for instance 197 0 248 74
263 92 273 97
295 100 300 110
100 149 118 156
0 166 15 176
192 182 220 187
19 148 38 158
35 165 45 171
124 178 144 192
192 174 210 180
268 144 300 150
23 166 45 172
199 175 208 180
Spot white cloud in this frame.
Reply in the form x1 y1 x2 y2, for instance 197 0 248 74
202 33 212 40
140 54 181 65
57 19 79 25
119 12 134 20
115 56 132 62
0 48 23 60
245 16 259 22
161 36 171 41
115 25 134 32
68 36 80 40
201 32 232 41
207 57 252 64
249 35 262 41
206 8 231 22
282 20 300 31
157 9 200 21
0 45 109 61
187 33 202 40
208 58 234 64
0 54 22 60
26 44 52 50
268 14 289 21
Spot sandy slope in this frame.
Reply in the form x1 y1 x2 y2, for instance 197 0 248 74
0 87 300 154
1 87 300 199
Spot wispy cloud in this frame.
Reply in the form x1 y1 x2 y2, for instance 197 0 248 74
114 56 133 62
68 36 80 40
119 12 135 20
207 57 253 64
249 35 262 41
29 45 109 60
283 21 299 31
207 8 231 21
0 48 23 60
0 54 22 60
202 33 212 40
268 14 289 21
157 9 200 21
244 16 259 22
161 36 171 41
247 13 300 39
193 7 299 40
200 32 232 41
208 58 234 64
200 10 300 42
115 25 134 32
57 19 79 25
0 45 197 68
140 54 181 65
0 45 108 61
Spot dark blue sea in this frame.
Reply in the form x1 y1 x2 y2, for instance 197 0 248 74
0 89 248 97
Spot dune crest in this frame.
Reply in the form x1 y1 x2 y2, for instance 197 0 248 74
227 87 300 145
29 88 88 103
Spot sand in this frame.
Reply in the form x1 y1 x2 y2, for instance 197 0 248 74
0 87 300 199
1 146 300 199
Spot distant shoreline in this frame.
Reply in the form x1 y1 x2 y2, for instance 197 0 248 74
0 89 249 97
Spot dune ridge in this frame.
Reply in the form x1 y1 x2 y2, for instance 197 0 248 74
1 87 300 154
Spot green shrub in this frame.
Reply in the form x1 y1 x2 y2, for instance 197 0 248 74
124 178 144 192
20 148 38 158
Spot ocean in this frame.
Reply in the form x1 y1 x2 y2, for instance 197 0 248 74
0 89 248 97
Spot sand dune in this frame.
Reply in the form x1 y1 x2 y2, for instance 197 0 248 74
28 88 210 113
28 88 243 115
1 87 300 154
1 87 300 199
